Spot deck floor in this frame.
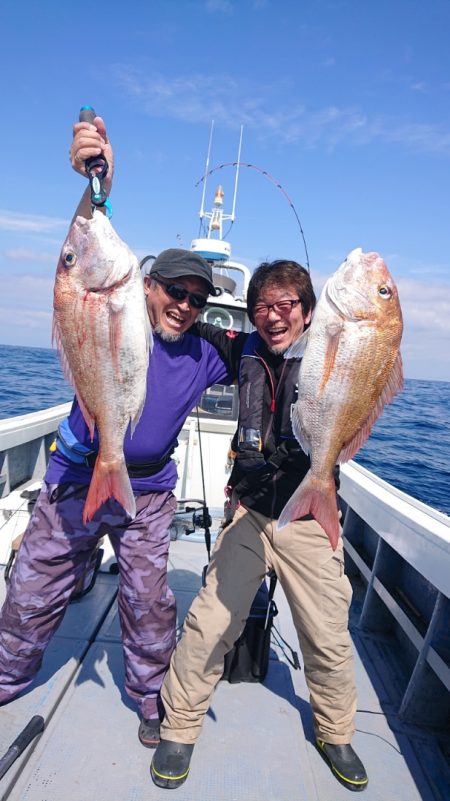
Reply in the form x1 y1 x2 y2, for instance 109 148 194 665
0 539 448 801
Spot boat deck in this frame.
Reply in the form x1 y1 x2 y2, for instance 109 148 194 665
0 535 448 801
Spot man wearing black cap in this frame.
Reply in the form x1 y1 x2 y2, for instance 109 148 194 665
0 117 239 750
144 248 218 342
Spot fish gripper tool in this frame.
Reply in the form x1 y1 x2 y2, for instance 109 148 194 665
79 105 110 209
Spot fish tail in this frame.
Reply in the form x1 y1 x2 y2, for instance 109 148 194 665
83 457 136 523
277 472 340 550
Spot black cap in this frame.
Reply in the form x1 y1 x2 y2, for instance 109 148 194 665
149 248 219 296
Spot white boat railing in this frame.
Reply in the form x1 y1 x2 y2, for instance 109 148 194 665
1 404 449 730
0 403 70 496
339 461 450 728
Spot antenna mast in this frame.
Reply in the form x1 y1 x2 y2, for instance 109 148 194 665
192 124 244 262
198 124 244 240
199 121 214 223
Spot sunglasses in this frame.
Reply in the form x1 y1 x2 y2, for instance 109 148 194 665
152 275 209 310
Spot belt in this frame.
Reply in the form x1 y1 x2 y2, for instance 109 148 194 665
55 433 176 478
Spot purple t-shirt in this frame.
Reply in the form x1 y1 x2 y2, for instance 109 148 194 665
45 331 231 492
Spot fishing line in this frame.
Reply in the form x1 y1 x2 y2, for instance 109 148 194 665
196 162 310 271
0 498 30 535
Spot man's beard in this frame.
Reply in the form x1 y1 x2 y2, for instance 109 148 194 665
268 344 288 355
154 324 184 343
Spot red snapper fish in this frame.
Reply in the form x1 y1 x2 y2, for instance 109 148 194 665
53 209 150 523
277 248 404 549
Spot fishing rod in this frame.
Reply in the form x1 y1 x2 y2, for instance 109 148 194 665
0 716 45 780
196 161 310 271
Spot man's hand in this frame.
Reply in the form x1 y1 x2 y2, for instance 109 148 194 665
69 116 114 194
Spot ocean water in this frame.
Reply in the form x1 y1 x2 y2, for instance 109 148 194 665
0 343 449 517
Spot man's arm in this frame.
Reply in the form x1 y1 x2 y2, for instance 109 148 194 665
69 115 114 221
192 321 248 379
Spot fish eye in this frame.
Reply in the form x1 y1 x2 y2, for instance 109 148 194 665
378 284 391 299
64 250 77 268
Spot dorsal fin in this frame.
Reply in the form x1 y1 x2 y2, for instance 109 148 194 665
337 352 404 463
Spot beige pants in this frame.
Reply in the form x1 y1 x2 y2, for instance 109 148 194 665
161 505 357 745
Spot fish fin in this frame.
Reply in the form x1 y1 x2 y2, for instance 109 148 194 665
284 328 309 359
83 457 136 524
130 386 147 435
319 322 345 393
130 322 152 436
380 351 404 404
52 319 76 390
52 318 96 438
108 303 124 381
290 404 310 456
337 351 404 464
277 472 340 550
146 315 154 353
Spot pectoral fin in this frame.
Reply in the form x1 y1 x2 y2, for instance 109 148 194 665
319 322 344 393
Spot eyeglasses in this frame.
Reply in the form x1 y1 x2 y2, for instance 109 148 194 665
152 276 209 310
253 298 302 318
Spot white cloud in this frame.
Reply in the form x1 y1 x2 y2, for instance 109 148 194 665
397 277 450 334
5 248 56 264
0 306 52 331
0 265 448 381
0 274 54 308
205 0 233 11
113 67 450 155
411 81 427 92
0 210 68 234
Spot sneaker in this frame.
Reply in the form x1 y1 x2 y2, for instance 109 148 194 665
316 739 368 791
138 717 161 748
150 740 194 789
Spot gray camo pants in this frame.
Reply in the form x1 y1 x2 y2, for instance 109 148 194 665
0 481 177 719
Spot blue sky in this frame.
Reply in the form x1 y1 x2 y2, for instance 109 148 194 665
1 0 449 380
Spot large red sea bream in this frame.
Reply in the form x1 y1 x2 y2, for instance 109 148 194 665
278 248 404 549
53 209 150 523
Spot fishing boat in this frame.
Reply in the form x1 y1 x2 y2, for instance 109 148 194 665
0 159 449 801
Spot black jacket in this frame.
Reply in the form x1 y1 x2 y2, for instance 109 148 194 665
193 323 315 518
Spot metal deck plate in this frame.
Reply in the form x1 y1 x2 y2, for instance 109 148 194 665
1 541 448 800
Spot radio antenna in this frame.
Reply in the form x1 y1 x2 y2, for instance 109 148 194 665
199 121 214 224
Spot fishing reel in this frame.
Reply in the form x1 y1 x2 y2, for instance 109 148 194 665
169 500 212 541
189 506 212 531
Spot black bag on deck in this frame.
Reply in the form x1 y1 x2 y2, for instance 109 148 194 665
222 573 278 684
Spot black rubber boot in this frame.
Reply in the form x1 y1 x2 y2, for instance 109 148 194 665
138 718 160 748
150 740 194 789
316 739 368 792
